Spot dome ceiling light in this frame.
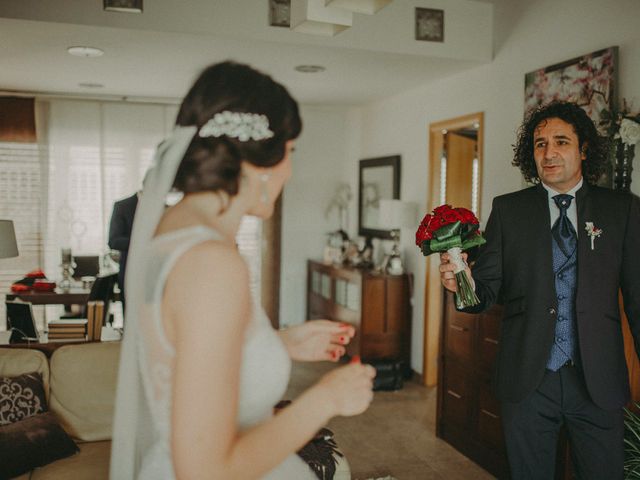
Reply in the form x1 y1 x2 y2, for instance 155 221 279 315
294 65 326 73
67 46 104 58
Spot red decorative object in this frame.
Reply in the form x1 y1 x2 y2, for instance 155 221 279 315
10 284 31 293
25 269 46 279
33 281 56 292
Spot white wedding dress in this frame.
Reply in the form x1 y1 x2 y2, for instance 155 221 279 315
133 225 317 479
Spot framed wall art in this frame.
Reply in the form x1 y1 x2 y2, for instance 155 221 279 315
524 46 618 134
415 7 444 42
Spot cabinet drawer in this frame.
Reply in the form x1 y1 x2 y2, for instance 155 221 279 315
476 378 504 450
445 315 475 363
442 362 473 428
478 312 499 372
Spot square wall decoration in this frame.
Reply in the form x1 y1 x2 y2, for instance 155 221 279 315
269 0 291 27
415 7 444 42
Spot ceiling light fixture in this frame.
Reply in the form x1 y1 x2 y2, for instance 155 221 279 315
78 82 105 89
324 0 392 15
294 65 327 73
103 0 143 13
291 0 353 36
67 46 104 58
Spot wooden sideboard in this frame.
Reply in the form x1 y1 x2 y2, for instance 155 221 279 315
306 260 411 369
438 289 640 479
437 290 509 478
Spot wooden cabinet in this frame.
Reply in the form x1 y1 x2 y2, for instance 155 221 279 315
438 291 640 479
306 260 411 368
437 291 511 479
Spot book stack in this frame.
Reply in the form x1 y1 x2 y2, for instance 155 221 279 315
47 319 88 340
86 301 104 341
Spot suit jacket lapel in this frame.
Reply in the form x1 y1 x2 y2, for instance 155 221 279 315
532 183 555 286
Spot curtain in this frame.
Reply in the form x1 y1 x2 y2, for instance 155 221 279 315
1 98 263 329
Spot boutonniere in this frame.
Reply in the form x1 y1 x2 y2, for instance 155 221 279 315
584 222 603 250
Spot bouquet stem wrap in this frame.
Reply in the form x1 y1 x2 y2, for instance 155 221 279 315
415 206 486 309
447 246 480 309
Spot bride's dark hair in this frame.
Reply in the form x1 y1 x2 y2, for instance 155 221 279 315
173 61 302 195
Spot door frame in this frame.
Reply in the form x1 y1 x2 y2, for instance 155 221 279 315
422 112 484 386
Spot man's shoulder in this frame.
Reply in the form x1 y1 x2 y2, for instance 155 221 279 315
493 185 539 206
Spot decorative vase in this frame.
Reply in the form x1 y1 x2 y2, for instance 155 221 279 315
614 140 635 192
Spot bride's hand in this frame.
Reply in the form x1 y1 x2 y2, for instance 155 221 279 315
278 320 355 362
314 359 376 417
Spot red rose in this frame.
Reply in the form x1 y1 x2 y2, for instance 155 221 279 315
455 207 479 225
441 211 461 224
433 204 453 216
415 224 433 245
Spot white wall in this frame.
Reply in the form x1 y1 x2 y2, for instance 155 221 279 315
353 0 640 372
279 105 358 327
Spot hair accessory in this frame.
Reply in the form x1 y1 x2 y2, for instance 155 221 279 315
198 111 275 142
259 173 271 204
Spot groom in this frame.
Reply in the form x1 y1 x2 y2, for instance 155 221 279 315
440 101 640 479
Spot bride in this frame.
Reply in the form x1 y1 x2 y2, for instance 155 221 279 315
110 61 376 480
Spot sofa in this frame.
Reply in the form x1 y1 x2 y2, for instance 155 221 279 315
0 342 351 480
0 342 120 480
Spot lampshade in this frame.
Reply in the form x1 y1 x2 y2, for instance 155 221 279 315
378 200 417 230
0 220 18 259
291 0 353 36
325 0 392 15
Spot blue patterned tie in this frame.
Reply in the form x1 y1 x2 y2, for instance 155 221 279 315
552 194 576 257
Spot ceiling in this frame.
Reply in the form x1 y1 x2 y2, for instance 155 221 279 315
0 0 494 105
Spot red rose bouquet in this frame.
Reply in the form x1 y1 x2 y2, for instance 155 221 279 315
415 205 486 308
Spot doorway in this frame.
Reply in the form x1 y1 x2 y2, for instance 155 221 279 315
423 112 483 386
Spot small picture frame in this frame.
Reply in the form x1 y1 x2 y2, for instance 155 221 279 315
103 0 143 13
269 0 291 28
415 7 444 43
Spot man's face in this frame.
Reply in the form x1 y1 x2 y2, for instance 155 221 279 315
533 117 586 193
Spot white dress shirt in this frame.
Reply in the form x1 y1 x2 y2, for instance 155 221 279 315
541 178 583 232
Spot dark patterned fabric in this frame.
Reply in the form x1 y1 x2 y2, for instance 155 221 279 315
547 194 579 371
297 428 343 480
0 411 79 478
274 400 343 480
0 372 47 425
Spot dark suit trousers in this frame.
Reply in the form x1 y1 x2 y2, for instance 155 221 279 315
500 364 623 480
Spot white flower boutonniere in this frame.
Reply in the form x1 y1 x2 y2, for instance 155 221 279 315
585 222 603 250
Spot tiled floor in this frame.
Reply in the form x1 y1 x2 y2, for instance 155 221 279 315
285 361 496 480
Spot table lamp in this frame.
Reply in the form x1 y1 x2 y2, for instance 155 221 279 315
378 200 417 275
0 220 18 259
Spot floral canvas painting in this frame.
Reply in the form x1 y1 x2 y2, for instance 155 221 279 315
524 47 618 135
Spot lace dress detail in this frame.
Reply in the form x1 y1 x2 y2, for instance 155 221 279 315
135 225 315 479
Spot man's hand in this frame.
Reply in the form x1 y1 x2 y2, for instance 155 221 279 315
439 251 470 293
279 320 355 362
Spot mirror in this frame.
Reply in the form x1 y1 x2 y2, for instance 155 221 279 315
358 155 400 239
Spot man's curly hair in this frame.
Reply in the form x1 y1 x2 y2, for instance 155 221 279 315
512 101 610 185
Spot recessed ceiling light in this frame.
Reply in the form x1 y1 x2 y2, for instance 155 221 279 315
294 65 326 73
78 82 105 89
67 46 104 58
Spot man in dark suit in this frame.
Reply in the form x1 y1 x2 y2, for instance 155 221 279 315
108 192 138 312
440 101 640 479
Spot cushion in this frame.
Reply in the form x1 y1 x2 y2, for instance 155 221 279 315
0 372 47 425
0 348 50 400
30 440 111 480
49 342 120 441
0 411 79 479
